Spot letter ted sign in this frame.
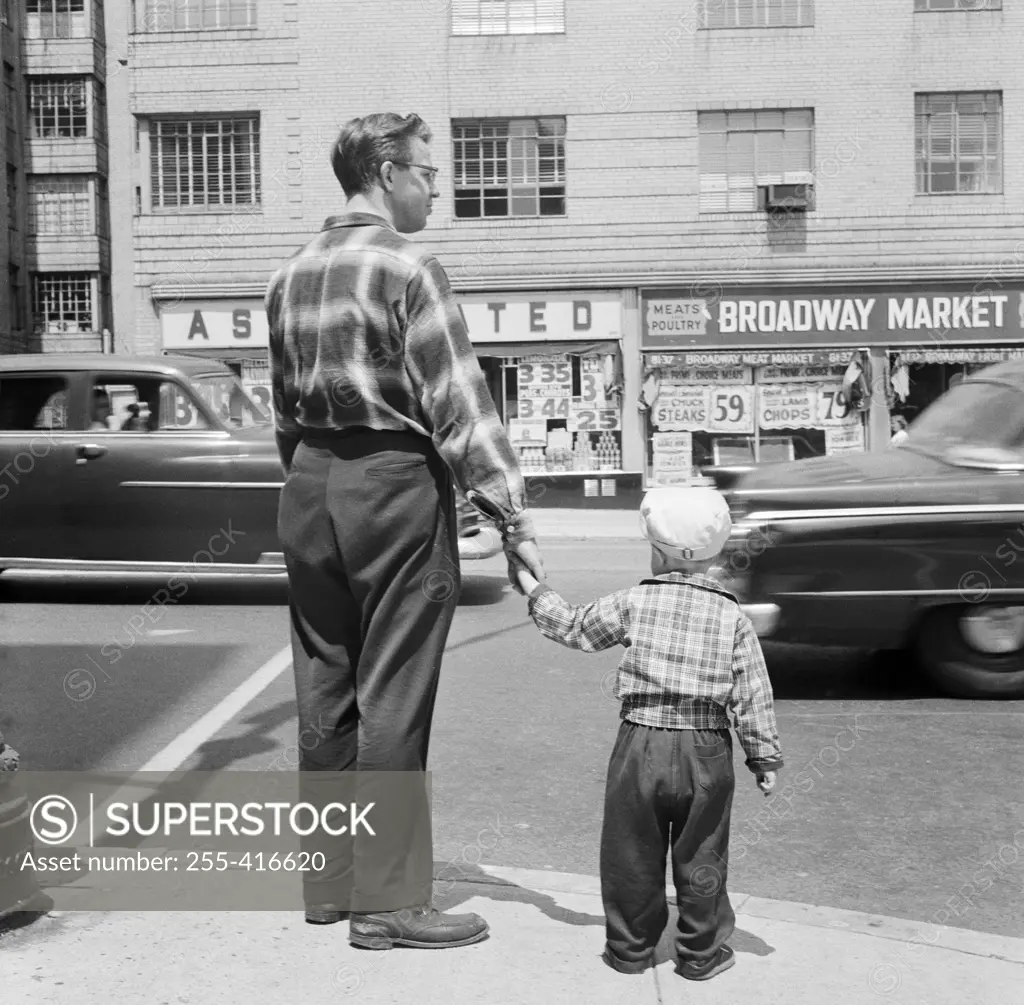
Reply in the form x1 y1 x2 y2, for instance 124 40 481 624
642 287 1024 350
162 301 270 350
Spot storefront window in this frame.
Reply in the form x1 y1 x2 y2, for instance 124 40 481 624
477 349 624 473
643 353 868 484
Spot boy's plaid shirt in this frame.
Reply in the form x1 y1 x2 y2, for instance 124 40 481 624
528 572 784 773
265 212 534 546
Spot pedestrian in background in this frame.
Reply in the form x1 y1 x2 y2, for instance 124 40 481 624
511 487 783 982
266 112 544 950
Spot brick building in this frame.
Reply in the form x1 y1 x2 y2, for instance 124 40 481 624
5 0 1024 500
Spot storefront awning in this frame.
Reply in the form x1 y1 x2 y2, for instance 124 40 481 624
472 340 620 359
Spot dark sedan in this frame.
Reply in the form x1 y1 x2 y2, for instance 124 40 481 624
715 361 1024 699
0 354 502 584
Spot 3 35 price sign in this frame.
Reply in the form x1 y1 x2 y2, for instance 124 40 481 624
706 386 754 434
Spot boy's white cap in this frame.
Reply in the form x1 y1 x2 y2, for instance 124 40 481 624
639 487 732 561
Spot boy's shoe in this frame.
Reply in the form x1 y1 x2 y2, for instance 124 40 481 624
676 944 735 981
601 945 653 974
349 907 489 949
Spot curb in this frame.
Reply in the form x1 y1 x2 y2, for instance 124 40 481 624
472 865 1024 965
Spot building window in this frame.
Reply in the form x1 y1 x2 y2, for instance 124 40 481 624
453 117 566 218
915 92 1001 194
4 62 16 150
701 0 814 28
25 0 88 39
149 116 260 210
136 0 256 31
914 1 1000 10
28 176 92 234
32 273 96 333
29 78 89 138
699 109 814 212
6 164 16 231
8 265 24 331
451 1 565 35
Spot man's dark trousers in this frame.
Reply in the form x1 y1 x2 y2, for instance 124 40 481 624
278 428 461 914
600 721 736 970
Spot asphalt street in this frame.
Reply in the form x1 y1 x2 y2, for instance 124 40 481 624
2 540 1022 941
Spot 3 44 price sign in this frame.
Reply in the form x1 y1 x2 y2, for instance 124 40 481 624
518 397 571 419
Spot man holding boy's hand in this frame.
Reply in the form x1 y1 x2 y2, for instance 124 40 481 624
509 487 783 982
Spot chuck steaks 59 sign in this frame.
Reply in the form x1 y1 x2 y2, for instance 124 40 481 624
642 286 1024 349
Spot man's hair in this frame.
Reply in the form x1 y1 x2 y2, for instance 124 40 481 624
331 113 432 198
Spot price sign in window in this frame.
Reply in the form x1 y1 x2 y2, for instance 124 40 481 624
816 385 856 426
706 386 754 434
575 408 620 431
518 359 572 398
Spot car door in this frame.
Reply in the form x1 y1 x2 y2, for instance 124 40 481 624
0 370 79 561
67 371 235 564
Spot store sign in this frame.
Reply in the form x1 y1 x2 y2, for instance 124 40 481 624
642 287 1024 350
896 347 1024 364
646 350 858 368
461 295 622 343
653 386 708 431
162 301 269 349
826 424 866 455
651 431 694 486
758 384 857 430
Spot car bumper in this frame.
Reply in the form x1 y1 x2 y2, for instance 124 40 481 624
741 603 780 637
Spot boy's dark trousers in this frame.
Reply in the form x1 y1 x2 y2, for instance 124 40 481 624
277 428 461 913
601 721 736 969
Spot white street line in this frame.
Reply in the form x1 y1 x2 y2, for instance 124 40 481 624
140 645 292 773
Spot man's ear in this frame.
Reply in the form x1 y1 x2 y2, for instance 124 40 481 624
378 160 397 193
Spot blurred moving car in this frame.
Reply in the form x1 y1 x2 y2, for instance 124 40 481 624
0 354 502 585
714 361 1024 699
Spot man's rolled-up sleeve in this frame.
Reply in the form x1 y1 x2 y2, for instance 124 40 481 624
404 256 534 545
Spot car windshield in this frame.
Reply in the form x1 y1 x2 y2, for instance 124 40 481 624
191 373 271 428
907 379 1024 462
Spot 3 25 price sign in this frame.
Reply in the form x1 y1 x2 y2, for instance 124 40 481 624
705 386 754 434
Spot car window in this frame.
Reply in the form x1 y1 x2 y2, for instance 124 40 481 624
89 378 211 432
0 376 69 431
910 381 1024 452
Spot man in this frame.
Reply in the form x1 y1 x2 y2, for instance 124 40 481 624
89 389 113 431
265 112 544 950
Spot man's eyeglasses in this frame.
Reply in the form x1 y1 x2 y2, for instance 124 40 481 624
392 161 440 183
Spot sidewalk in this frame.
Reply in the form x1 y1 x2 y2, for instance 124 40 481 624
4 865 1022 1004
531 508 643 540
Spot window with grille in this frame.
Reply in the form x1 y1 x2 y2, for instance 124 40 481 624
6 165 15 231
25 0 87 39
701 0 814 28
136 0 256 31
699 109 814 212
29 78 88 138
149 116 260 210
453 118 565 218
28 176 92 235
32 273 95 333
452 1 564 34
914 1 1000 11
916 92 1001 194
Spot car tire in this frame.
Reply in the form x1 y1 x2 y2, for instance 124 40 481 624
916 606 1024 699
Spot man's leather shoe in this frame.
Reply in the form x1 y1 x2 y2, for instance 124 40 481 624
305 906 349 925
349 907 489 949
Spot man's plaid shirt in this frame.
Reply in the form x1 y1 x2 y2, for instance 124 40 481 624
527 572 783 773
265 212 534 546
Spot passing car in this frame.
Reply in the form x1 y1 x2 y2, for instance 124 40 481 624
0 354 502 584
714 360 1024 699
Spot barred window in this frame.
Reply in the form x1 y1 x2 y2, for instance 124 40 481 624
136 0 256 31
916 92 1001 194
699 109 814 212
29 78 88 138
453 118 565 218
914 1 1001 10
32 273 95 333
25 0 87 39
28 176 92 235
452 1 564 35
150 116 260 210
701 0 814 28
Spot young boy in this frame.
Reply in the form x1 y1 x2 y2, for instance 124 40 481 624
511 486 783 982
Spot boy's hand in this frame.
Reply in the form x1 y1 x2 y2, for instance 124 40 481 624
508 552 540 596
756 771 776 797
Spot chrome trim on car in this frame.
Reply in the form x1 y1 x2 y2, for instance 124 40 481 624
746 504 1024 523
0 557 287 581
120 481 286 489
741 603 780 637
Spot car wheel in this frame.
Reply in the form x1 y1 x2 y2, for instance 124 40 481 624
917 605 1024 699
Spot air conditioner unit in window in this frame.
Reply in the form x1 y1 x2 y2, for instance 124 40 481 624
761 183 813 212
